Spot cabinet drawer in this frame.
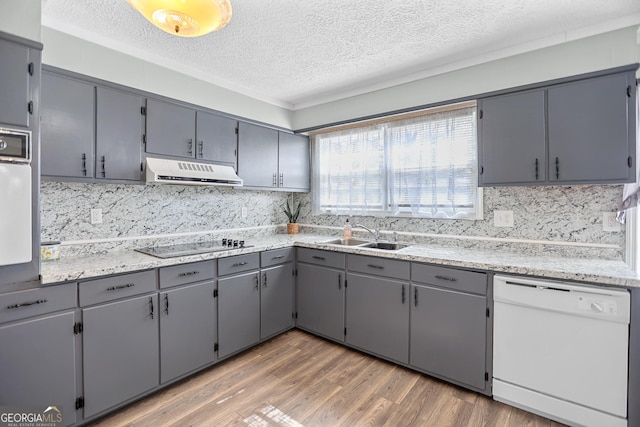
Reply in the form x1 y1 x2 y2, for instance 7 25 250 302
218 253 260 276
348 254 410 280
0 282 77 323
297 248 345 269
411 264 487 295
79 270 157 306
261 248 294 268
159 260 216 289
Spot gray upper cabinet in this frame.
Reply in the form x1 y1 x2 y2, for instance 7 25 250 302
0 311 78 426
196 110 238 165
146 98 196 159
217 271 261 359
0 37 33 128
160 280 217 383
345 272 410 364
478 68 637 186
478 90 546 185
82 293 159 418
237 122 310 191
237 121 279 187
547 72 635 184
278 132 310 191
96 86 144 181
41 72 95 178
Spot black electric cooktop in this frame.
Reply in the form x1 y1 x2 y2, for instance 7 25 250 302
135 240 252 259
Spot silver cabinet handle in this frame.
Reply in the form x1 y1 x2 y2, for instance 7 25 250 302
178 271 200 277
198 140 204 157
188 139 193 155
414 287 418 307
164 294 169 315
149 297 154 319
312 256 325 261
272 255 285 260
255 274 259 290
434 275 457 282
263 272 267 287
272 173 277 186
367 264 384 269
232 261 248 267
338 273 342 290
7 299 47 309
101 156 106 177
106 283 135 291
81 153 87 176
279 173 283 187
401 285 405 304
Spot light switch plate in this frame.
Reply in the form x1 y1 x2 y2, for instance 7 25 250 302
603 212 621 232
494 210 514 228
90 208 103 225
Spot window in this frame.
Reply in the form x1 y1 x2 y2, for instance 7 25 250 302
312 101 482 219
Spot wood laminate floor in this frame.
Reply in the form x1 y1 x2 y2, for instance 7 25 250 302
89 329 564 427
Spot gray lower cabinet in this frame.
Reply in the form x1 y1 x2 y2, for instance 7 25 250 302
345 272 410 364
196 110 238 165
296 262 345 342
217 270 261 359
146 98 196 159
261 263 294 339
0 311 78 426
410 264 488 392
82 293 159 418
96 86 144 181
160 280 217 383
41 71 95 178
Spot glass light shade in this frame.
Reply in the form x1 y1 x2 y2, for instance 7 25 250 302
127 0 232 37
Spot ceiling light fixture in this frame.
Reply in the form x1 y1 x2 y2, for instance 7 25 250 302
126 0 232 37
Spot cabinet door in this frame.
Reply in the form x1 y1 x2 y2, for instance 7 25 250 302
548 73 634 183
346 273 409 364
0 38 30 127
196 111 237 165
96 86 144 181
0 311 77 426
478 90 546 185
82 294 159 418
160 281 216 383
237 122 279 187
410 284 486 390
218 271 260 359
261 264 294 339
41 72 95 178
146 98 196 159
296 263 344 342
278 132 310 191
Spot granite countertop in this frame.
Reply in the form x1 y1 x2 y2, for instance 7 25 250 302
40 233 640 289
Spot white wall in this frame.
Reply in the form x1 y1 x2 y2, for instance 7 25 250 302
40 27 293 129
0 0 41 41
293 26 640 130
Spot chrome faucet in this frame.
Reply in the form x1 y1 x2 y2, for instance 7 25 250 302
355 224 381 241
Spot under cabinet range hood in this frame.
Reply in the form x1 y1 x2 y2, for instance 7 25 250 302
145 157 242 187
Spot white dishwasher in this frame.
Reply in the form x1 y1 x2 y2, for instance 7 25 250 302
493 275 630 427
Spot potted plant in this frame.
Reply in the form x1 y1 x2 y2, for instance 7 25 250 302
283 199 302 234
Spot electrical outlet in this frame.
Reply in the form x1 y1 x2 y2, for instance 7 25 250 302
494 210 514 228
241 206 247 218
603 212 621 232
90 208 103 225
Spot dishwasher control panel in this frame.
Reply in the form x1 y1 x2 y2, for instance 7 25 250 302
577 296 618 315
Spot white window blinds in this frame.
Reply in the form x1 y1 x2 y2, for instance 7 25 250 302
312 102 481 219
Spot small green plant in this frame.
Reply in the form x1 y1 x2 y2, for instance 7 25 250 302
283 199 301 223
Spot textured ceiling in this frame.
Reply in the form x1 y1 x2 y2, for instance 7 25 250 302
41 0 640 109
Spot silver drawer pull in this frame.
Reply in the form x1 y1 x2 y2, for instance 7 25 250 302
233 261 248 267
312 256 326 261
272 255 285 259
367 264 384 269
434 275 457 282
106 283 135 291
7 299 48 309
178 271 200 277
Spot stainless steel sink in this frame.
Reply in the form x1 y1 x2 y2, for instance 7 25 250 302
322 238 372 246
361 242 410 250
321 238 410 251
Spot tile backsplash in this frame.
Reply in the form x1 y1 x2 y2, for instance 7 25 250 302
41 182 626 260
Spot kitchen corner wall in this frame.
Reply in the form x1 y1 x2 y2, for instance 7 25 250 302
294 184 626 260
40 181 291 257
